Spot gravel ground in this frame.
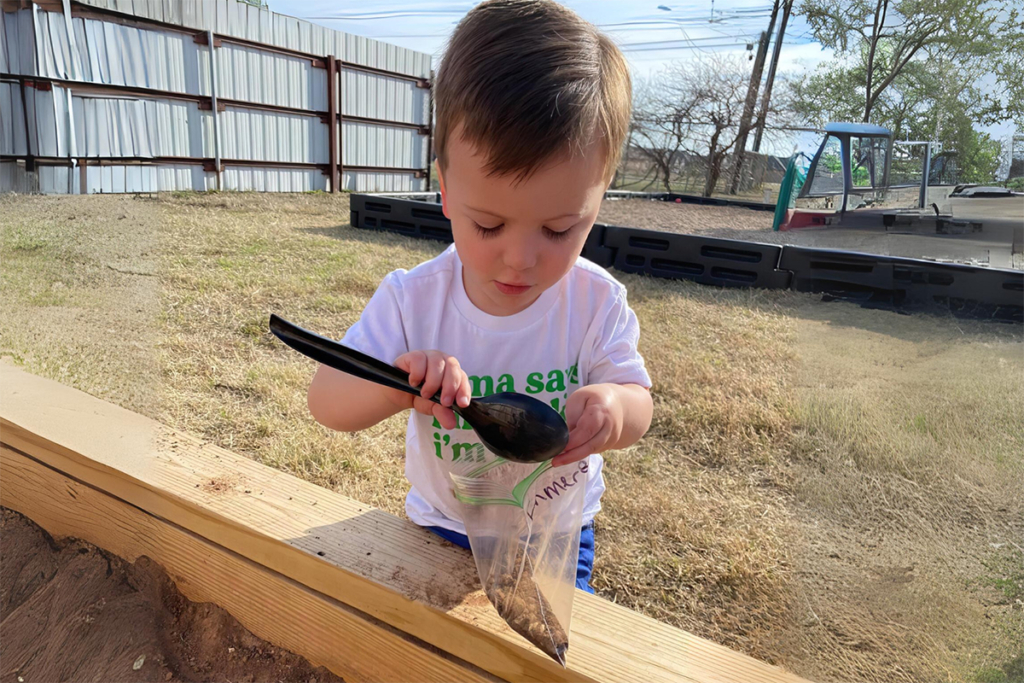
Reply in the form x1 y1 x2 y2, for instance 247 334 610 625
597 199 780 243
596 199 1023 268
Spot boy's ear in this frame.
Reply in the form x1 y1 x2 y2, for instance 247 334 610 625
436 160 450 219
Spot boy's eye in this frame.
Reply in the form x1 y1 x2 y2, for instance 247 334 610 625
473 222 503 238
544 226 572 242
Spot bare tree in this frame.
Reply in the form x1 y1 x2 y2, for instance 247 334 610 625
630 54 790 197
630 79 695 192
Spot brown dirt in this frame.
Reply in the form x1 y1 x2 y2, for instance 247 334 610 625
597 198 777 241
0 508 343 683
488 550 568 665
597 198 1022 268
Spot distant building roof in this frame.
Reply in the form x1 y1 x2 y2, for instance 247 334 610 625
825 122 892 137
766 155 788 173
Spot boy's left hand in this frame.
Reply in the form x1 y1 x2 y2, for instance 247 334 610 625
552 384 624 467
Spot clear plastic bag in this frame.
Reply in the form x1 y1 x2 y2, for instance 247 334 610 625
451 457 588 666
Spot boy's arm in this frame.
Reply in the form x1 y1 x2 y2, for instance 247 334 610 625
552 382 653 467
308 351 473 432
556 283 654 466
307 364 409 432
603 383 654 449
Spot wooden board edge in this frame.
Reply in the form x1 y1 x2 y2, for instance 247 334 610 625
0 364 812 683
0 445 494 683
0 418 580 683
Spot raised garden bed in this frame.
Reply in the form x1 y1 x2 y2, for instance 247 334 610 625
350 194 1024 322
1 508 343 683
0 362 811 683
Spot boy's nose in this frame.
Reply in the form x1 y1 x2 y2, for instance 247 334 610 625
502 239 539 272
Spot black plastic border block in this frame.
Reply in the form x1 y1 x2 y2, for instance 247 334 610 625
350 194 616 266
350 194 453 243
602 226 792 289
662 193 775 212
351 194 1022 322
778 247 895 296
779 246 1024 321
583 223 615 267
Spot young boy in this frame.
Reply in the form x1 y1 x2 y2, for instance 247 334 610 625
307 0 653 592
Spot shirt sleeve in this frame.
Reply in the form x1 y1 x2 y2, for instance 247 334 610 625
340 270 409 364
585 287 652 388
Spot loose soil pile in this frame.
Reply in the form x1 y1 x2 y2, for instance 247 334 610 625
0 508 344 683
597 198 776 240
488 550 568 666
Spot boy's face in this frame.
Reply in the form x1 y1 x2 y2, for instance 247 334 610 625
439 131 609 317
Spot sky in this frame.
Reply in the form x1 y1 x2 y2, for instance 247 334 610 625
268 0 1013 157
271 0 832 77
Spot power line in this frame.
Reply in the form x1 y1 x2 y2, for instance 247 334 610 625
619 34 757 47
620 41 757 52
619 36 812 53
598 12 777 29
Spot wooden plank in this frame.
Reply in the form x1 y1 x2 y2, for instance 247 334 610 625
0 363 811 683
0 446 489 683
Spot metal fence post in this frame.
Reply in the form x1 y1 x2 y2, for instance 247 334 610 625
919 142 932 209
425 69 434 191
327 54 338 193
338 59 345 191
840 134 852 213
207 29 222 191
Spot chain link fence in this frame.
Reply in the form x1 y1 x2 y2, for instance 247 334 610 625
611 144 787 203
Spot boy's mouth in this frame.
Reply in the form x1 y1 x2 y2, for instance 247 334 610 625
494 281 532 296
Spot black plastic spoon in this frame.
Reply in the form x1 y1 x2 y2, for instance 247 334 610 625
269 314 569 464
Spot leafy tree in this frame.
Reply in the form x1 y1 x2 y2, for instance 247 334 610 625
800 0 1008 122
791 0 1022 183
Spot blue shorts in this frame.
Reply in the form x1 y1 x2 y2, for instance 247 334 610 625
428 523 596 593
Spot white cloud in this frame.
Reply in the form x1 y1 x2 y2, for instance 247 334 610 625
776 41 834 72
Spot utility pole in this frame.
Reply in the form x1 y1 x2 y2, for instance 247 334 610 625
752 0 793 153
727 0 780 195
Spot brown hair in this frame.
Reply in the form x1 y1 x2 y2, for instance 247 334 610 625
434 0 631 183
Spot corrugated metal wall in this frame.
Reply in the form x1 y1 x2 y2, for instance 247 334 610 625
0 0 432 194
342 69 429 124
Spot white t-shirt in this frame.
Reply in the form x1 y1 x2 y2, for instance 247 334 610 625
341 244 651 534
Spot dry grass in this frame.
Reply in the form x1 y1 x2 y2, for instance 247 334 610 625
595 280 798 661
156 191 432 511
0 193 161 414
2 192 1021 683
781 305 1024 683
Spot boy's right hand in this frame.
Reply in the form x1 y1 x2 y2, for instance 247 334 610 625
393 350 472 430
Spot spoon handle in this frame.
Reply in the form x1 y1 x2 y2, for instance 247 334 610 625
269 314 442 404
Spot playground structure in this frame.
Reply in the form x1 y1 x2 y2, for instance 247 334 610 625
773 123 1023 269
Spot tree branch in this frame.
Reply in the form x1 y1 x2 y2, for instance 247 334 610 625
868 31 933 114
863 0 886 121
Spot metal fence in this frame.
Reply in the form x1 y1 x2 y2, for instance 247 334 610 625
0 0 433 194
1008 134 1024 186
612 143 787 202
